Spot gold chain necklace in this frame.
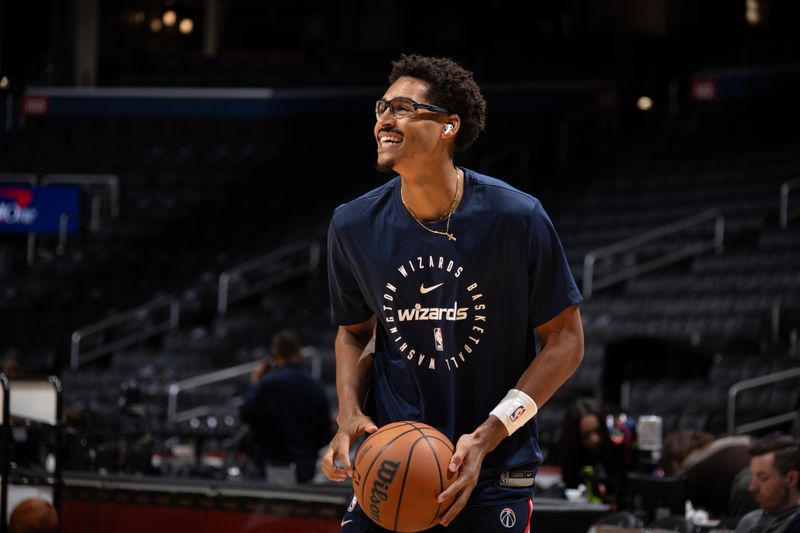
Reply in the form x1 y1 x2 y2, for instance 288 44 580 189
401 168 461 241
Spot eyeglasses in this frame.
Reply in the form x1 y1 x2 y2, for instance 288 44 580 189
375 97 450 120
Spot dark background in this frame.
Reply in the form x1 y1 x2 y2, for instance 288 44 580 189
4 1 800 105
0 0 798 499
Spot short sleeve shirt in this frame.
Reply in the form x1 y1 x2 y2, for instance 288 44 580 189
328 168 582 478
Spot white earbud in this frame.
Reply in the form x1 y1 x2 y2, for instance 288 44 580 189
443 123 454 134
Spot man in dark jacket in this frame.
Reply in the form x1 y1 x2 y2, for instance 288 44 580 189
240 330 333 483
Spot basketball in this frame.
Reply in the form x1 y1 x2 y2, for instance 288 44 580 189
352 421 456 532
9 497 59 533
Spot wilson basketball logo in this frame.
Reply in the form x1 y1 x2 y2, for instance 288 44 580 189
500 507 516 528
367 459 401 524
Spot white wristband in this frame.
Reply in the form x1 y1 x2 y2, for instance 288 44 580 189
489 389 538 436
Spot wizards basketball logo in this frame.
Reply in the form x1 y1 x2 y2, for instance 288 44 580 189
499 507 516 528
381 254 488 373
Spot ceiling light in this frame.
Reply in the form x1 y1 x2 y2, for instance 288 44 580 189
637 96 653 111
179 18 194 35
163 10 177 27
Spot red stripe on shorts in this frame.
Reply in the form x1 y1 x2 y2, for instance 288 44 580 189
524 498 533 533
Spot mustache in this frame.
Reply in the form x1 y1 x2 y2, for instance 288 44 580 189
377 127 403 137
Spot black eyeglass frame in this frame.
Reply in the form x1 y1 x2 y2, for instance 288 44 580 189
375 97 450 120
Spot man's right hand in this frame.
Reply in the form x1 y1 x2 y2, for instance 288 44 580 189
321 414 378 481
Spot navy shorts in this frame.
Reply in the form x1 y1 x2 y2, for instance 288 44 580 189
339 476 535 533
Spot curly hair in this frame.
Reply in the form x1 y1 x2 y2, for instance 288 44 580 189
558 398 622 490
389 54 486 152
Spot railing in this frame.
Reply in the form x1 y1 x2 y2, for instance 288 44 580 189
0 174 120 231
727 367 800 435
772 300 782 347
217 239 321 315
1 173 118 263
0 173 37 185
41 174 120 233
166 347 323 423
582 209 724 298
70 297 180 370
780 177 800 229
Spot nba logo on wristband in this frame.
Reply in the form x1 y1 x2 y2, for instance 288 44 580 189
490 389 538 436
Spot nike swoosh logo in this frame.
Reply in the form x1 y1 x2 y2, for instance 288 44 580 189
419 282 444 294
341 519 354 526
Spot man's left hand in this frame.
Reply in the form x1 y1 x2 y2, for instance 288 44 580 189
435 417 507 527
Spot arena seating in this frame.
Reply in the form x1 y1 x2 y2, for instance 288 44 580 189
2 87 799 482
545 104 800 448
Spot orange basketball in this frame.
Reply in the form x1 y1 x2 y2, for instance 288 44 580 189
353 421 456 532
9 497 59 533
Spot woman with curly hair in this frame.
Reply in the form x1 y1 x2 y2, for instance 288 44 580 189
323 54 584 532
558 398 627 506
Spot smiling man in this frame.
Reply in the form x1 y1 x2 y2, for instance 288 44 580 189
322 54 584 532
735 435 800 533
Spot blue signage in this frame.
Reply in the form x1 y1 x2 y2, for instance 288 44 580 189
0 186 81 234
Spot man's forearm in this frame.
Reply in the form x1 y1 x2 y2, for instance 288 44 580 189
515 336 583 409
485 305 584 442
517 306 584 408
334 321 375 422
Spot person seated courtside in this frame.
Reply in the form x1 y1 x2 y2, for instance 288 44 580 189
734 434 800 533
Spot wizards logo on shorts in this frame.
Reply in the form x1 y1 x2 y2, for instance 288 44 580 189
499 507 516 528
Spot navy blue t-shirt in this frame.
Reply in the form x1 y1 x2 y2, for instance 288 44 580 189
327 168 581 480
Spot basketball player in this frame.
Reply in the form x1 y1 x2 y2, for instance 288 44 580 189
323 54 584 532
